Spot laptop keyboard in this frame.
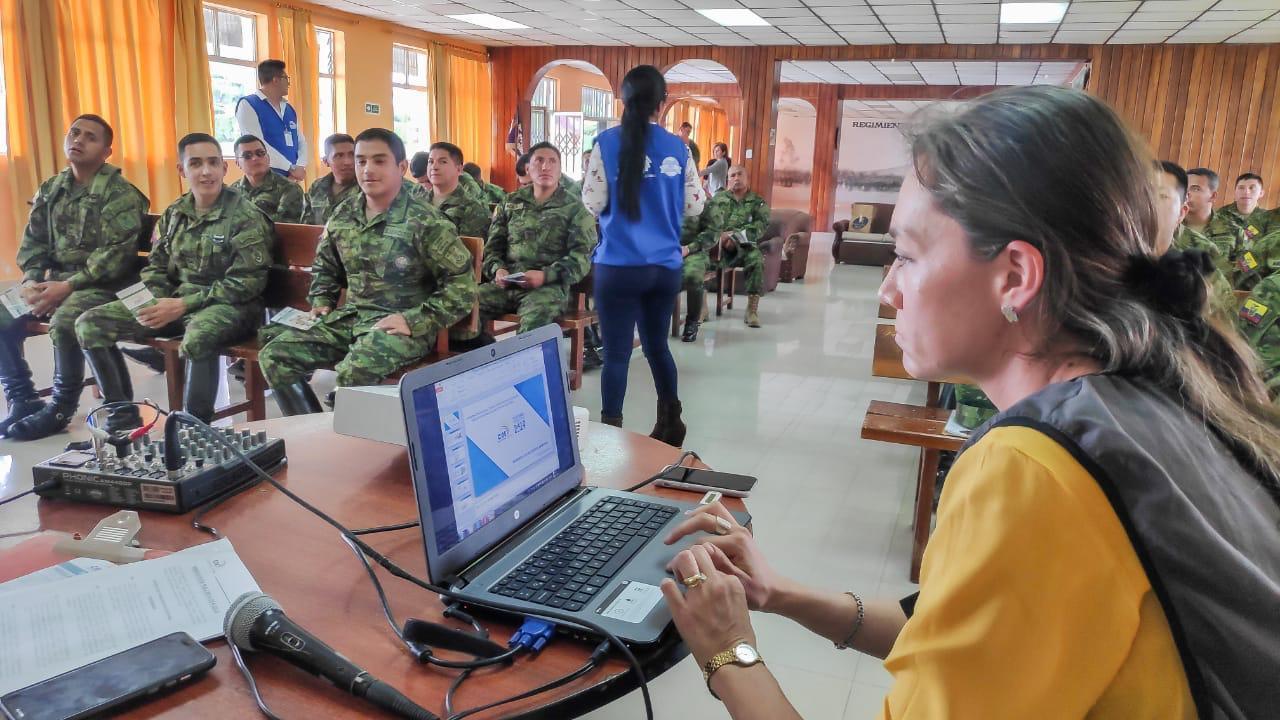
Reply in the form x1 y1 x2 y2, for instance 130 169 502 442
487 497 678 611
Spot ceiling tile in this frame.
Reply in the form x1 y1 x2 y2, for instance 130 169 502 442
1211 0 1280 9
1226 27 1280 41
1123 20 1194 29
1130 10 1202 21
1202 9 1276 21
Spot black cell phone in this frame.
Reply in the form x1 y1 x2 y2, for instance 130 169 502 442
654 467 758 497
0 632 215 720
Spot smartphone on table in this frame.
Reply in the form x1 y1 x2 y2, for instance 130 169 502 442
654 466 758 498
0 632 215 720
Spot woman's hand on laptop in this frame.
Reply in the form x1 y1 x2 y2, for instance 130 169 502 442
661 544 755 668
665 503 779 612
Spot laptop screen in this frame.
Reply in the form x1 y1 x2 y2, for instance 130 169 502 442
409 337 576 558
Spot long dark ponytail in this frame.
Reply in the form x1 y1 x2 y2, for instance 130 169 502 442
617 65 666 221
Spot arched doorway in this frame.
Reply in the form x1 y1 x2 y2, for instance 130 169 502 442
521 60 617 182
661 60 741 172
771 98 816 213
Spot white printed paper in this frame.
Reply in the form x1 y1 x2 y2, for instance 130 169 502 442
0 558 116 595
116 281 156 315
0 538 260 695
598 581 663 624
270 306 319 330
0 286 33 320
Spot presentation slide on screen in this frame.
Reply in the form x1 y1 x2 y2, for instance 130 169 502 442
438 350 558 537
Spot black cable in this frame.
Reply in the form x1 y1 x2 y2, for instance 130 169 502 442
443 668 472 718
445 640 611 720
0 483 50 508
339 533 520 670
351 519 420 535
626 449 701 492
174 413 654 720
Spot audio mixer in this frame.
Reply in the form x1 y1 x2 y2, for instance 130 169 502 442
33 427 286 513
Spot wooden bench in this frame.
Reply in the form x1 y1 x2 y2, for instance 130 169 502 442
862 400 965 583
488 272 595 392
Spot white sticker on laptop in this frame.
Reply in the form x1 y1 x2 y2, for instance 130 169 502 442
596 581 663 624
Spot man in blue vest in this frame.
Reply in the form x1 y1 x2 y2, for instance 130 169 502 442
235 59 308 181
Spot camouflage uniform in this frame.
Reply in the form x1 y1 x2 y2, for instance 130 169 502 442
473 185 597 334
482 181 506 207
1213 204 1279 290
697 190 770 295
420 184 491 239
1190 212 1246 265
75 187 271 360
232 172 305 223
302 173 360 225
679 214 713 292
953 385 997 431
1174 224 1236 321
258 186 476 387
1237 273 1280 400
4 164 148 348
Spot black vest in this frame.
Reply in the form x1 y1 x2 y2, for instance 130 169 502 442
963 375 1280 719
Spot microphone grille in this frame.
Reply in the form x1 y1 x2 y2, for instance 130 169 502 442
224 590 282 649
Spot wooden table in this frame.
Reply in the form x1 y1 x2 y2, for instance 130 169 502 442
870 323 972 582
11 415 741 719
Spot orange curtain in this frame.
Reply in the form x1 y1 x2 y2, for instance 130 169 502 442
278 7 320 183
446 50 494 177
0 0 212 280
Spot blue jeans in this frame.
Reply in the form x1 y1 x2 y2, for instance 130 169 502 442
593 264 681 418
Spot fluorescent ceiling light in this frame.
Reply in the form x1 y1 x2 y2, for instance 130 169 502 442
999 2 1068 24
696 8 771 27
448 13 529 30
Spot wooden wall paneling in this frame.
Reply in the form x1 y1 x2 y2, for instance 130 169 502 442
1258 49 1280 181
808 83 840 229
1162 48 1191 161
1215 49 1249 175
1240 47 1273 174
1235 46 1267 174
1182 45 1211 166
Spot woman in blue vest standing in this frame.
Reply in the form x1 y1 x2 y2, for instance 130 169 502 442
583 65 705 445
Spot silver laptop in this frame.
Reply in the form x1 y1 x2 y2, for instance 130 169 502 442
399 324 741 646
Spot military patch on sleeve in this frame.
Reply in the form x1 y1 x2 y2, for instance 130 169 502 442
1241 299 1269 326
445 241 471 271
1246 225 1260 239
1238 252 1259 273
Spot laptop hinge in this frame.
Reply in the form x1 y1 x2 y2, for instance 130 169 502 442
454 485 594 586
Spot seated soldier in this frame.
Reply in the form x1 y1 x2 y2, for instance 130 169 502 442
303 133 359 225
464 161 507 207
75 132 271 428
698 165 770 328
1238 274 1280 401
409 151 432 194
421 142 491 239
513 152 533 192
678 213 713 342
1157 161 1234 319
257 128 476 416
467 142 596 341
0 115 149 440
1216 173 1278 290
231 134 305 223
1184 167 1244 270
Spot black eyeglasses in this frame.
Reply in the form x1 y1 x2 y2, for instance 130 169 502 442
239 149 268 160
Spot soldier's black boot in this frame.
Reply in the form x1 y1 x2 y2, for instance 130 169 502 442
8 342 85 440
681 290 703 343
652 398 686 447
0 327 44 436
272 381 323 416
120 346 167 373
182 356 222 424
82 347 141 434
601 414 623 428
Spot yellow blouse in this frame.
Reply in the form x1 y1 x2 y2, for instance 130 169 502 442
880 426 1196 719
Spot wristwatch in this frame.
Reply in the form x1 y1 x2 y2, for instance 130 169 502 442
702 640 763 699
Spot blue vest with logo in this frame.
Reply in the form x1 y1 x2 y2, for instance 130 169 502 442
592 124 687 269
240 94 299 174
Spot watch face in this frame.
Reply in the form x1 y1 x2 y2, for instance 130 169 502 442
734 644 759 663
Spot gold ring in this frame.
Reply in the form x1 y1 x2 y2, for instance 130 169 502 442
681 572 708 589
713 517 733 536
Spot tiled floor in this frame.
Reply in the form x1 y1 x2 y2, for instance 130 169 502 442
0 233 924 718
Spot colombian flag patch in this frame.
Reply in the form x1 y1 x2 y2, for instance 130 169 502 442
1241 299 1269 326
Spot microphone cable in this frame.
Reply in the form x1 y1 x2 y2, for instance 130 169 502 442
172 412 655 720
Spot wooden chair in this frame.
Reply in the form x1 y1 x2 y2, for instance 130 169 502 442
670 245 731 338
488 270 596 391
861 400 965 583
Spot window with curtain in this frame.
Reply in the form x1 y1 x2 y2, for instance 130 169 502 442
316 28 339 145
204 4 260 156
581 86 613 153
530 77 556 146
392 44 430 157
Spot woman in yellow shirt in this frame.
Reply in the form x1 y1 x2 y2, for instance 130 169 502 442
658 86 1280 718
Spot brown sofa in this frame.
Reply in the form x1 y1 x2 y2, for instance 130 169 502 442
833 202 896 266
772 209 812 283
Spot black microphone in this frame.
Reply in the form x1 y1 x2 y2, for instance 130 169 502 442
224 591 438 720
